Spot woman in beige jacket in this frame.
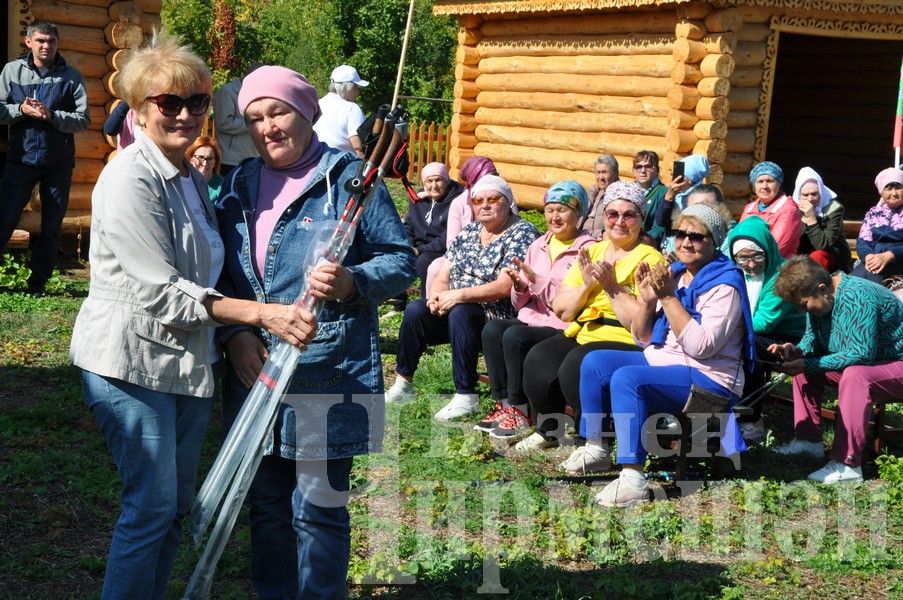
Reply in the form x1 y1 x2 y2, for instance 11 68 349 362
69 33 316 600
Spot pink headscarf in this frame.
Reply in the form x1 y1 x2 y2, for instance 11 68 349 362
459 156 497 190
237 65 321 124
875 167 903 195
420 162 449 182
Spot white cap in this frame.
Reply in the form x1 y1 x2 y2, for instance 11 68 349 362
330 64 369 87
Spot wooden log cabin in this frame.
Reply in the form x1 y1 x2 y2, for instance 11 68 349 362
2 0 161 244
434 0 903 224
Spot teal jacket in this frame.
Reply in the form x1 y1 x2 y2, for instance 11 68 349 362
726 216 805 339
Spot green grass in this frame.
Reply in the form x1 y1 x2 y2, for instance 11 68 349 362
0 245 902 600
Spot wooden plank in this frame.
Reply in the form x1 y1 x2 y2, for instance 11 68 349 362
476 34 675 58
477 90 670 116
474 123 667 158
474 106 669 137
478 54 673 78
475 72 672 98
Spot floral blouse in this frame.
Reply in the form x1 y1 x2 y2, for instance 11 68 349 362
857 201 903 260
446 218 539 319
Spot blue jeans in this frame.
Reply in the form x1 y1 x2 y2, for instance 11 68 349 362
0 162 73 286
82 370 212 600
222 371 355 599
237 452 353 600
579 350 735 464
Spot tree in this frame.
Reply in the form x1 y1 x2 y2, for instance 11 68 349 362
161 0 455 122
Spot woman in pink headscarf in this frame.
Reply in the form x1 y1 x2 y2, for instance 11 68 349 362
852 167 903 284
402 161 462 297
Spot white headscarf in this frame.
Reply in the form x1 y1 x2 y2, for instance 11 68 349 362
792 166 836 217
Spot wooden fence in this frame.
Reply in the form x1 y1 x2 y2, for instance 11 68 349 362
201 118 449 184
407 121 451 184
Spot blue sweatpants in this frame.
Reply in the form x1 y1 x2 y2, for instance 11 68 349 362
579 349 738 465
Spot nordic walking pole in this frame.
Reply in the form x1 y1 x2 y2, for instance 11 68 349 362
391 0 416 109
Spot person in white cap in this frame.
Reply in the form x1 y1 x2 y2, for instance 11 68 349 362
312 64 369 157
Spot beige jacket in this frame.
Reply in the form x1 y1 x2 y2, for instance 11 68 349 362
70 128 222 397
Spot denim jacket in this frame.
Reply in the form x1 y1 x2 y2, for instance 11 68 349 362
216 146 416 460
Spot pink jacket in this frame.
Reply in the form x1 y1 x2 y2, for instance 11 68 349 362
739 193 801 258
512 231 595 329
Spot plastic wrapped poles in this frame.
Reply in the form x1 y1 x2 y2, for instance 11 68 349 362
182 109 408 600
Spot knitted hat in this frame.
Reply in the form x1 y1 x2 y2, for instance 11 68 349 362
680 203 728 248
470 174 515 210
238 65 321 124
601 181 649 218
544 180 589 218
875 167 903 194
420 162 449 182
749 161 784 185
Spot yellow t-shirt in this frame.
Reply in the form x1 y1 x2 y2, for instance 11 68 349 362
548 235 575 262
561 240 667 345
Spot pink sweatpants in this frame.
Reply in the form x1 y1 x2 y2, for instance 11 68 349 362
792 360 903 467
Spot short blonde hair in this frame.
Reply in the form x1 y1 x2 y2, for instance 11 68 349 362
119 30 211 123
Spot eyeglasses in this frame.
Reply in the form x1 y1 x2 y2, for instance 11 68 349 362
633 163 655 171
733 252 766 265
673 229 709 245
605 209 640 224
191 155 216 164
471 196 505 207
146 93 210 117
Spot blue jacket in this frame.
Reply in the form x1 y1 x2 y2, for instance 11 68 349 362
0 52 89 167
216 146 416 460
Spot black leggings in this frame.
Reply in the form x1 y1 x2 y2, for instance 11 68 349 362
522 334 639 436
481 319 559 405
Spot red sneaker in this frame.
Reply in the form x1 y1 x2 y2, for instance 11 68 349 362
473 402 507 433
488 407 532 439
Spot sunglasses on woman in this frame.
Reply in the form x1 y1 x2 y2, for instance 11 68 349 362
604 209 639 224
146 93 211 117
673 229 709 245
471 196 505 207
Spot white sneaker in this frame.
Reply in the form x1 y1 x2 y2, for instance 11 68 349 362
513 431 558 452
808 460 863 484
595 470 651 508
740 419 766 443
434 393 480 422
385 378 414 404
773 438 824 458
559 443 611 475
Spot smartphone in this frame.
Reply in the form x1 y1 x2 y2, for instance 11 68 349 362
672 161 685 179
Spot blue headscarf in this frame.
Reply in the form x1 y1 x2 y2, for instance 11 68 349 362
749 161 784 185
649 253 756 375
544 180 589 218
674 154 710 209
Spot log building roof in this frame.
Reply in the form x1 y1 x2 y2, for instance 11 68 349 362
434 0 903 16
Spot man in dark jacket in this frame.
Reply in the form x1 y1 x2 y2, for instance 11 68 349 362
0 21 90 294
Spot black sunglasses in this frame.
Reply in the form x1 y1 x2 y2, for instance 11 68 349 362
673 229 709 245
145 93 210 117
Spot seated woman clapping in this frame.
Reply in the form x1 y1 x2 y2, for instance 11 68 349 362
770 256 903 483
385 175 539 421
476 181 595 438
852 167 903 284
564 204 754 506
512 182 667 454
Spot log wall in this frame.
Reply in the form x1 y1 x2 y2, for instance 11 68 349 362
449 10 677 208
11 0 155 234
